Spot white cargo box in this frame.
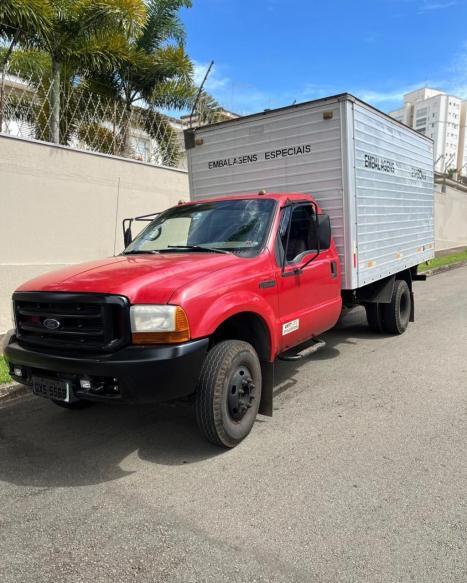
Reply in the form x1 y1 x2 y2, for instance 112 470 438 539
186 93 435 290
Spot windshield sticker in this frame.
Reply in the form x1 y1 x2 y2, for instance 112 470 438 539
282 319 299 336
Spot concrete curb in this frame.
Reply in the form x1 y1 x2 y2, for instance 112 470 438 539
423 260 467 277
0 382 30 405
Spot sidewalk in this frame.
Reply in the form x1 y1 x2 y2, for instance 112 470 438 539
0 381 30 404
435 245 467 257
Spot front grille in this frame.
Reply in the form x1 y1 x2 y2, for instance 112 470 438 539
13 292 130 353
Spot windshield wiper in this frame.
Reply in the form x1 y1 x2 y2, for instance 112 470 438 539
122 250 159 255
163 245 232 255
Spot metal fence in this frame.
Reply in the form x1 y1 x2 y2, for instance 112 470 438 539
0 67 223 169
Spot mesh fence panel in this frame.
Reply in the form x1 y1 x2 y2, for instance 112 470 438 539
0 67 223 169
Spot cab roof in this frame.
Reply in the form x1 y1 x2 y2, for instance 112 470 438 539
186 192 315 205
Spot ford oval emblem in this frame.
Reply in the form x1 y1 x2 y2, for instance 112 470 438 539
43 318 61 330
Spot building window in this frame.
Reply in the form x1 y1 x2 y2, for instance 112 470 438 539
133 137 151 162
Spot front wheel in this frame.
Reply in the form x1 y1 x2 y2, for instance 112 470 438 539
195 340 262 448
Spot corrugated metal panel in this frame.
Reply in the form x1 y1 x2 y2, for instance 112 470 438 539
187 95 435 291
188 99 349 284
352 102 435 287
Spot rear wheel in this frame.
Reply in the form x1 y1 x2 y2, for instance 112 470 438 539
382 279 411 335
195 340 262 448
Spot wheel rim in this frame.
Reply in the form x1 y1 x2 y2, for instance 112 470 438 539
227 364 256 422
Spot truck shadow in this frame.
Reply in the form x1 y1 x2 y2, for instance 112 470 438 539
0 308 390 488
0 397 222 488
273 307 393 397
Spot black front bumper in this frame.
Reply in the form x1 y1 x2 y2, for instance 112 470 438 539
3 333 209 404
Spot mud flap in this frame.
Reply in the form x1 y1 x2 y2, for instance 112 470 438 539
259 360 274 417
410 291 415 322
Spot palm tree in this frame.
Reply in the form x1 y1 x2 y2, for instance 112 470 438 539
0 46 91 144
11 0 147 143
0 0 51 128
84 0 199 163
0 0 51 48
1 0 224 165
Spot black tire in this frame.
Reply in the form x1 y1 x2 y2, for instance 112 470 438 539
365 303 385 333
52 399 94 410
195 340 262 448
382 279 411 335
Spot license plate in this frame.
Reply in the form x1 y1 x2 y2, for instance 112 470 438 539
33 377 71 402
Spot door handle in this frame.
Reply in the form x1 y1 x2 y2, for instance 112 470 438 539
330 261 337 278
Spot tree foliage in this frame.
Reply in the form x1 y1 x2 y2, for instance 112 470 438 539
0 0 52 44
83 0 196 160
32 0 146 70
1 0 223 166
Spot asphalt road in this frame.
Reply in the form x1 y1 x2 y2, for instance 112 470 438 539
1 267 466 583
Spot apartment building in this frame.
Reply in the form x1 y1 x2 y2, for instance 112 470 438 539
389 88 467 176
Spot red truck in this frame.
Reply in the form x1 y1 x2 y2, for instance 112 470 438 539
3 95 435 448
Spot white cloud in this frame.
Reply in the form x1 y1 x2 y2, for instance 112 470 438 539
192 61 295 114
267 0 279 12
192 61 229 92
356 84 445 109
358 89 408 104
300 83 337 100
418 0 457 12
356 40 467 108
299 84 438 112
445 41 467 98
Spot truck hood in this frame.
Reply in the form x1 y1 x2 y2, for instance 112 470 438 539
16 254 241 304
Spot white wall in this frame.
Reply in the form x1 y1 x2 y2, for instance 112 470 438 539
0 135 189 333
435 181 467 251
458 102 467 174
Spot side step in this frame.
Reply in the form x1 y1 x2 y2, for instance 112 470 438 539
278 337 326 362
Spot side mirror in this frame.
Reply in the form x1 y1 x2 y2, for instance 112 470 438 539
122 211 161 251
316 214 331 250
123 219 133 248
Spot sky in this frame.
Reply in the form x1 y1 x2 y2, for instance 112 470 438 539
181 0 467 115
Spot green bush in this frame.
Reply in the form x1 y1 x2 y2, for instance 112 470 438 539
0 356 12 384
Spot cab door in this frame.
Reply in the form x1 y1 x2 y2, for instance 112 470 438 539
274 203 341 352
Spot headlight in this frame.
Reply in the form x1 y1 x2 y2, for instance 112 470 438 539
130 305 190 344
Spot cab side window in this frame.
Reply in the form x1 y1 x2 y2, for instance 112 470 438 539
279 204 317 262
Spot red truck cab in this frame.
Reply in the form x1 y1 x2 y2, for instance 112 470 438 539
4 193 344 447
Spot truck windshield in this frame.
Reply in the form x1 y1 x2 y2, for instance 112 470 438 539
123 199 276 257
